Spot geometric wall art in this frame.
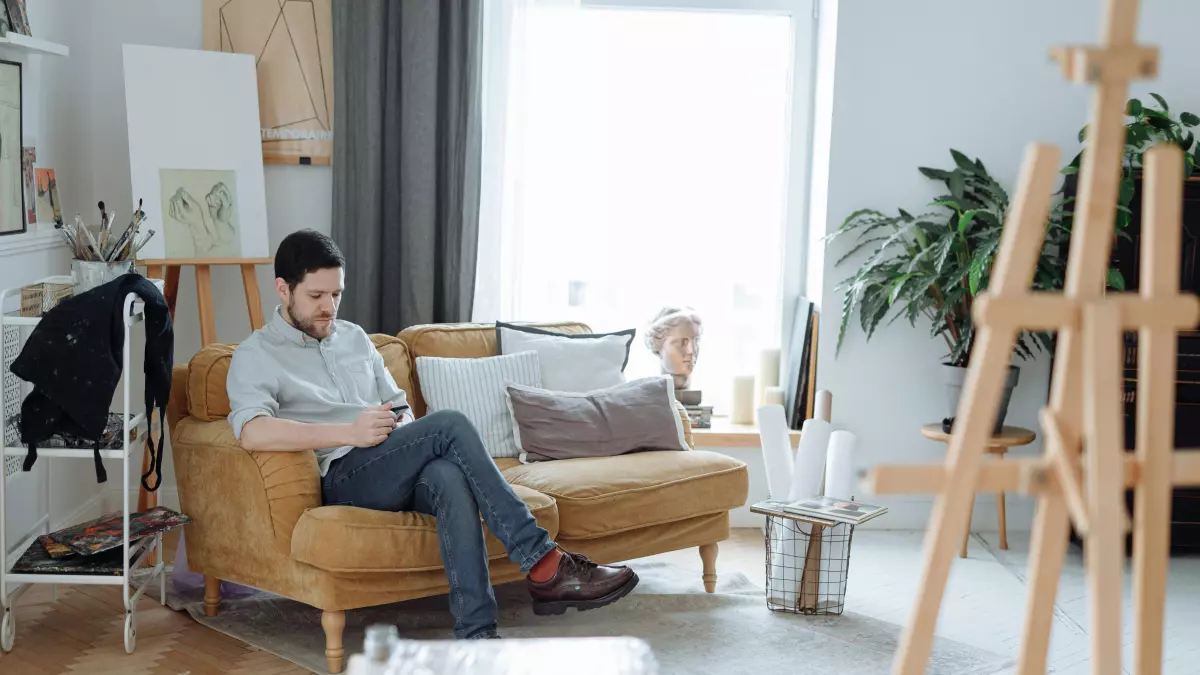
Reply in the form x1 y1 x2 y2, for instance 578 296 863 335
202 0 333 166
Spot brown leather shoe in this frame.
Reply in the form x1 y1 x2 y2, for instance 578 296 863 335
526 550 639 616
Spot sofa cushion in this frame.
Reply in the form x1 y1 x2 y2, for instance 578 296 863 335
290 484 559 573
502 450 747 540
397 322 591 417
185 335 413 421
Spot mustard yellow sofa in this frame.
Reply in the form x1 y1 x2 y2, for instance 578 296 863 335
169 322 749 673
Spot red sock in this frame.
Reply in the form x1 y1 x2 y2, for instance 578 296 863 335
528 548 562 582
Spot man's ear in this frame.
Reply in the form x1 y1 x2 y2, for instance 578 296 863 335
274 277 289 303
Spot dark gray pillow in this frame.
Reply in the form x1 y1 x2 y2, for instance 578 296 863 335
505 376 690 463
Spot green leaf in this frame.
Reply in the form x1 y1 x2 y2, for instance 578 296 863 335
897 209 914 222
1119 177 1135 204
928 199 960 211
1078 125 1087 143
1182 112 1200 127
1147 115 1174 130
1107 268 1126 291
1182 130 1195 151
1150 92 1169 113
1061 165 1079 175
957 209 978 234
969 258 984 295
835 235 888 266
889 273 914 305
919 167 952 181
1117 209 1131 229
1127 98 1143 116
950 150 976 174
934 232 956 273
948 172 966 203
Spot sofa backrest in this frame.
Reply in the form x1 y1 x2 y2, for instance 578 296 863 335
397 322 591 417
180 323 594 422
184 334 413 422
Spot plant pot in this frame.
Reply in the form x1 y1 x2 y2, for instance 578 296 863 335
941 364 1020 435
71 259 134 295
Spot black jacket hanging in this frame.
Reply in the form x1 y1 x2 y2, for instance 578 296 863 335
10 274 173 487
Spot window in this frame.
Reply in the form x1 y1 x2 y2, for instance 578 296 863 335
479 1 813 412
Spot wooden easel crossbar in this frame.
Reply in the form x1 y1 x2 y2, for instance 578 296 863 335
864 1 1200 673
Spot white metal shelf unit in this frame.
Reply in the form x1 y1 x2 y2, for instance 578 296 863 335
0 276 165 654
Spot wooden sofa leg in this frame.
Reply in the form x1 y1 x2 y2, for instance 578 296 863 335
204 576 221 617
699 542 718 593
323 610 346 674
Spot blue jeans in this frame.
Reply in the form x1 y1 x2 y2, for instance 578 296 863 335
320 410 556 639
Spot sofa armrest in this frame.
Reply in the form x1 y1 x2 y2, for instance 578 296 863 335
171 416 322 569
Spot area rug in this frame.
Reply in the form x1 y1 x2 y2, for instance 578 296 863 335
167 562 1012 675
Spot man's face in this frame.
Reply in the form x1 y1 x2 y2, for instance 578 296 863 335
276 267 344 340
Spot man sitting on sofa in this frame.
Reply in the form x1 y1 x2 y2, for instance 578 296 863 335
226 229 638 640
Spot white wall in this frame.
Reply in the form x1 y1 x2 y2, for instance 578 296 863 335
815 0 1200 529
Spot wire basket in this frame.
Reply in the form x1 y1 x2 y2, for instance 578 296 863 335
763 515 854 615
20 281 72 317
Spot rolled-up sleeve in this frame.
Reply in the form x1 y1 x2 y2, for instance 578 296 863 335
372 346 411 415
227 345 280 440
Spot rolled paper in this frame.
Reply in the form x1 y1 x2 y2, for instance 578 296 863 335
814 389 833 423
823 430 857 501
789 417 832 501
763 385 785 407
757 348 781 404
757 405 794 500
731 375 755 424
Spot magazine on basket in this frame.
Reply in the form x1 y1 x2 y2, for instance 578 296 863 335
782 496 888 525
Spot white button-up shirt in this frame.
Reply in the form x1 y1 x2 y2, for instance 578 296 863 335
226 306 412 476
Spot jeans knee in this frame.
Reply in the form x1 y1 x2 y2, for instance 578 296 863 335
427 409 471 434
423 459 472 496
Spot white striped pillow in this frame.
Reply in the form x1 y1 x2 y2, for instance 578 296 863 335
415 351 542 459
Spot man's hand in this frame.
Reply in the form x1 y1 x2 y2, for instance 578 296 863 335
348 403 395 447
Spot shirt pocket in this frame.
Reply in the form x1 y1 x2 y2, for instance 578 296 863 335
342 358 378 402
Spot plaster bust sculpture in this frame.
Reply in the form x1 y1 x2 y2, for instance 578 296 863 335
645 306 703 390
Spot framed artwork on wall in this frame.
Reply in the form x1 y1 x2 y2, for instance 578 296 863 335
201 0 333 166
0 60 22 236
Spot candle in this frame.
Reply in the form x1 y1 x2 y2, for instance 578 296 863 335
757 348 781 405
731 375 755 424
763 385 785 407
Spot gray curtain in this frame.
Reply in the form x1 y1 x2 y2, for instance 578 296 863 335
332 0 482 334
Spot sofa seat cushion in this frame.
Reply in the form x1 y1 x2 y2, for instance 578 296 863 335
290 485 559 573
502 450 747 540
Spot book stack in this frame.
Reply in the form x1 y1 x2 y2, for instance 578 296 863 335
685 405 713 429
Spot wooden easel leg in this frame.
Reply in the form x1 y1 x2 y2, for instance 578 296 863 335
1132 145 1182 675
240 263 264 330
893 145 1060 675
1016 495 1071 675
960 503 972 559
996 491 1008 551
195 264 216 346
1083 303 1125 675
164 265 181 318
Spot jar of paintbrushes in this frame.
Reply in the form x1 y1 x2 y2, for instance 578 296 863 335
60 200 155 294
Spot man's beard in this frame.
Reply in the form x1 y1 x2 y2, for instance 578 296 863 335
286 297 334 339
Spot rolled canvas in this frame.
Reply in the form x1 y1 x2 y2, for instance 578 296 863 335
756 405 794 500
789 418 831 502
823 430 857 501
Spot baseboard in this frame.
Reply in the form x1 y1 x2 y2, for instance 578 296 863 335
104 486 179 513
53 491 107 530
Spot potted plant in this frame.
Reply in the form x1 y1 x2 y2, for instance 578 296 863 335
829 150 1064 432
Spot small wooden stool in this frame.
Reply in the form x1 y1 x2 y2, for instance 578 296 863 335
920 423 1036 557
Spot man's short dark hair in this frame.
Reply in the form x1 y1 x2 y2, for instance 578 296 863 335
275 229 345 290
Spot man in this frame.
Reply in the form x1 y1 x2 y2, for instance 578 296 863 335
226 229 637 640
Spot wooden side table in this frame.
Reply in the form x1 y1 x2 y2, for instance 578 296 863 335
920 423 1036 557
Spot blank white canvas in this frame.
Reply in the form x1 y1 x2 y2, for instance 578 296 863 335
122 44 269 260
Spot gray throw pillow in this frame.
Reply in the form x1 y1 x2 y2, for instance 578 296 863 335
505 376 690 463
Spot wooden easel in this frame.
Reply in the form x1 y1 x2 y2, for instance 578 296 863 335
136 257 273 512
864 1 1200 673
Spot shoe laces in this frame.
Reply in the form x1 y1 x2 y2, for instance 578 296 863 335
560 551 597 581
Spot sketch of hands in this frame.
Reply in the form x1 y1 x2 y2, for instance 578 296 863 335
168 187 217 253
205 182 235 244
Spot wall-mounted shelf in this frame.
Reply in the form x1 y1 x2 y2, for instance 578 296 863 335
0 33 68 57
